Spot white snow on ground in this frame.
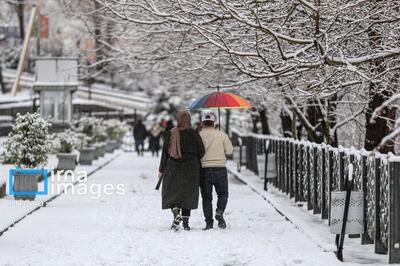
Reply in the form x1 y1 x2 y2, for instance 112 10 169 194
0 149 122 232
0 153 340 266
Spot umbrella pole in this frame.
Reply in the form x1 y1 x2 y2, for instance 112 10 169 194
217 86 221 130
218 107 221 130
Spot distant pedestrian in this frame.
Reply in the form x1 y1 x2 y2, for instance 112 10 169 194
158 111 205 232
149 123 163 157
199 112 233 230
133 120 147 156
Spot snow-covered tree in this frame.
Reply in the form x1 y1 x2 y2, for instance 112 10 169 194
61 0 400 151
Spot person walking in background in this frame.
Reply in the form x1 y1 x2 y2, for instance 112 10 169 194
158 111 205 232
133 119 147 156
199 112 233 230
149 123 163 157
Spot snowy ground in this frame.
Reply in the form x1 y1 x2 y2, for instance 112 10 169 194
0 150 122 234
0 152 340 266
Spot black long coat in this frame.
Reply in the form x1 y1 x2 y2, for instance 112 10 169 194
159 128 205 210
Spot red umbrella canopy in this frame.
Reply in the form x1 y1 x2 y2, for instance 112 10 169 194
188 91 252 109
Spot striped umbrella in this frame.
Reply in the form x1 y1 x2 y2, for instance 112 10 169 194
188 91 252 129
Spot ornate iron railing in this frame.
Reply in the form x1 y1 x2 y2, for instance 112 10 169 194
231 131 400 263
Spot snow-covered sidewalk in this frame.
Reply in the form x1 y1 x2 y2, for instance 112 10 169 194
0 153 339 266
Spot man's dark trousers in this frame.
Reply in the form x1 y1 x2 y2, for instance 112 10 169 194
200 167 229 224
135 139 144 156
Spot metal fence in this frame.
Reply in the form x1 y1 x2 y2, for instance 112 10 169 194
231 131 400 263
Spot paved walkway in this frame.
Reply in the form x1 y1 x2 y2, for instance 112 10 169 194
0 153 339 266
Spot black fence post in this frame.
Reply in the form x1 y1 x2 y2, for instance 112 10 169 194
275 140 282 189
264 139 269 191
254 138 259 176
272 140 276 187
278 140 283 191
321 147 328 219
281 140 285 192
389 159 400 263
238 137 243 173
294 142 300 202
306 145 312 210
298 143 305 202
348 153 360 239
285 140 290 194
361 153 374 245
313 146 321 214
274 140 278 188
289 141 294 198
282 139 287 192
339 150 345 191
253 138 258 174
328 148 334 225
375 156 386 254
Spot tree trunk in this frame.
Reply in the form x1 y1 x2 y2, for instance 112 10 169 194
365 86 394 153
321 96 338 147
280 108 292 138
16 2 24 43
0 64 5 94
259 108 271 135
306 100 324 143
291 112 297 139
296 121 303 140
364 14 394 153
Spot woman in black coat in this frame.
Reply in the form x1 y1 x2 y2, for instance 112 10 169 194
158 111 205 231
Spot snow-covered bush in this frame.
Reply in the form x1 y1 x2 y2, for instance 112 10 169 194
4 112 51 168
75 117 96 139
93 120 108 143
76 132 91 149
104 119 129 140
50 129 78 153
75 117 106 143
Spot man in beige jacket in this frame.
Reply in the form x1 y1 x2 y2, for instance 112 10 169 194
199 112 233 230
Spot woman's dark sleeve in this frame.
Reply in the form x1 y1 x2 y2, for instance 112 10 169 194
159 132 170 172
194 131 205 159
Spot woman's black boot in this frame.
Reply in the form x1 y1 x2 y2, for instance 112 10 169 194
171 207 182 232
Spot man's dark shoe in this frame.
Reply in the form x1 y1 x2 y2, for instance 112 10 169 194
203 223 213 230
215 213 226 229
182 218 191 231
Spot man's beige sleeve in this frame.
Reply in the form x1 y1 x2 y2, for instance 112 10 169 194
224 133 234 155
